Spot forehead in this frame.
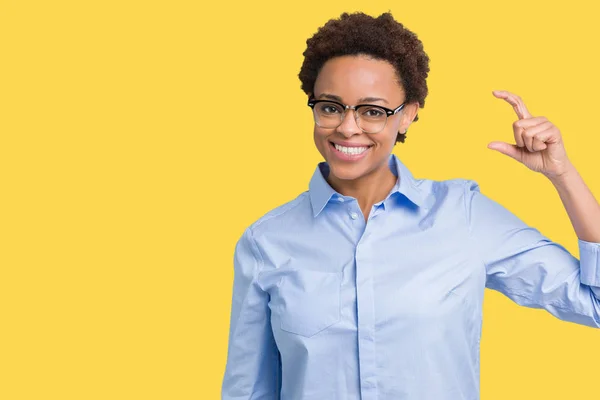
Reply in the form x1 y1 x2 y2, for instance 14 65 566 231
313 55 403 101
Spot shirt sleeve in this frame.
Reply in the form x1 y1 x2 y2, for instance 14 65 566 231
221 228 281 399
464 179 600 328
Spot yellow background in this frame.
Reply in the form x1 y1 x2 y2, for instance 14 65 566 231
1 0 599 399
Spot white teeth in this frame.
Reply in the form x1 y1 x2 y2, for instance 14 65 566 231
334 143 369 155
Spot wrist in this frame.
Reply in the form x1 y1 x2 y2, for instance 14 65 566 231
547 159 577 187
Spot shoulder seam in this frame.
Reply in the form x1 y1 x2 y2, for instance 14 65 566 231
246 227 265 276
463 179 471 235
463 179 489 273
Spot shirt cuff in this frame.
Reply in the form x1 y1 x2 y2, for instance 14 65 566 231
579 238 600 287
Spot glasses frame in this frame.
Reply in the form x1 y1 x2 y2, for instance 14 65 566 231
307 97 406 134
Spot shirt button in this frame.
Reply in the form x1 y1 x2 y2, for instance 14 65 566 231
337 197 344 202
350 212 358 220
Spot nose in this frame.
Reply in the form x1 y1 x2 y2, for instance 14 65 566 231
335 108 362 138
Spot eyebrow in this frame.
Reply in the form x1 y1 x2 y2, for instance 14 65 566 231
317 93 389 105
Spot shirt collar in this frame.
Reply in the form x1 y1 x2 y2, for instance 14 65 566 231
308 153 433 217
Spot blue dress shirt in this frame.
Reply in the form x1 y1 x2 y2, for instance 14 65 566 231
222 154 600 400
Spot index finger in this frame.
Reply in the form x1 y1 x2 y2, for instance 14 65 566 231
492 90 533 119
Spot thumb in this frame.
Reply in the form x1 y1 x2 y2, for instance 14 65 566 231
487 141 522 161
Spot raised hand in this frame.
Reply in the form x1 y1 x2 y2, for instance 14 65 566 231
488 90 572 179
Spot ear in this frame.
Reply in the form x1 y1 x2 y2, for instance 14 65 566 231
399 101 420 133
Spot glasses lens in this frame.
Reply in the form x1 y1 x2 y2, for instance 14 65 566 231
313 101 344 128
357 106 387 133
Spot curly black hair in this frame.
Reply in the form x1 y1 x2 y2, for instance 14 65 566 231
298 11 430 143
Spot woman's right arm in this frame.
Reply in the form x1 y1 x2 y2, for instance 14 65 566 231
221 228 281 399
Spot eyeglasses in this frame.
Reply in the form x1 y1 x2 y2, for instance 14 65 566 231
308 97 405 134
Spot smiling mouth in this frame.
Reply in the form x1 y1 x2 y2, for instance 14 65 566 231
329 141 373 155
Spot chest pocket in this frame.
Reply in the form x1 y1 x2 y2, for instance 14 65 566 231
277 269 341 338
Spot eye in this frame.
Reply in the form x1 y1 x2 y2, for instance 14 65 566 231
361 107 386 118
317 102 342 115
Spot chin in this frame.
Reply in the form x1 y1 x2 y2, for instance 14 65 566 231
326 162 371 182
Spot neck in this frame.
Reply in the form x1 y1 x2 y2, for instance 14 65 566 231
327 162 397 216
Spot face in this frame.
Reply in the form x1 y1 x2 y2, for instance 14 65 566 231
311 55 419 183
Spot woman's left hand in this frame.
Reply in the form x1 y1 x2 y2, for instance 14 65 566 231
487 90 573 179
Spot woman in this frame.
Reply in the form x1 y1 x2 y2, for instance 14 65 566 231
221 11 600 400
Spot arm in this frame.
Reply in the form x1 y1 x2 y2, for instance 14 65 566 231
465 180 600 328
221 228 281 399
548 161 600 243
549 162 600 299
